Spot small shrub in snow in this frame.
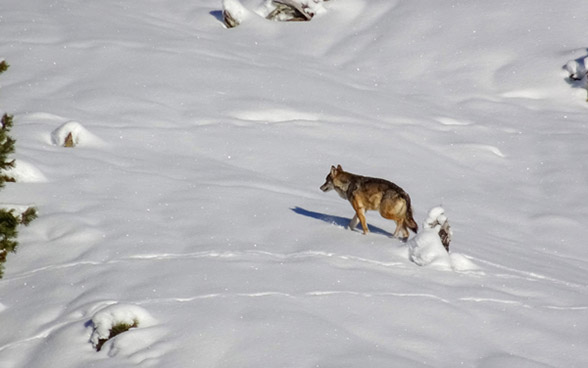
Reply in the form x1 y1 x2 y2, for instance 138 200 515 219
63 132 75 147
563 57 587 81
407 208 480 272
94 320 139 352
0 61 37 278
266 0 314 22
222 0 328 28
222 0 249 28
408 207 452 269
50 120 104 148
563 50 588 102
51 121 82 147
89 303 156 353
423 206 452 251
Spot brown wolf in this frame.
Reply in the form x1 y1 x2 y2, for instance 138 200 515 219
320 165 418 239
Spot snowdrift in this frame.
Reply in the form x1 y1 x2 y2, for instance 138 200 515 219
1 0 587 367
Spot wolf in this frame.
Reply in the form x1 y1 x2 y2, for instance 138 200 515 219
320 165 418 240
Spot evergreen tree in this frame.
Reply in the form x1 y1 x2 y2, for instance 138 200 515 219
0 60 37 278
0 113 16 186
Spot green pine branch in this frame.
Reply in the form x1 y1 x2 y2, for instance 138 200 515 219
0 59 37 278
0 207 38 278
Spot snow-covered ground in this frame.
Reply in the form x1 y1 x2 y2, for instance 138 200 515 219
1 0 587 367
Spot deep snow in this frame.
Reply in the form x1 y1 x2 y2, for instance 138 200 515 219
1 0 587 367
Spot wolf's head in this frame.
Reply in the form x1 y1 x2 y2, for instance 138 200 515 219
320 164 346 192
320 165 338 192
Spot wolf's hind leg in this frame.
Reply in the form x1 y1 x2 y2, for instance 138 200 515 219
393 220 409 241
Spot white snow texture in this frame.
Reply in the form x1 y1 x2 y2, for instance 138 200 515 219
1 0 587 367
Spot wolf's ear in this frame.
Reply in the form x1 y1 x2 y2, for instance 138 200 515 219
337 164 343 171
330 165 337 175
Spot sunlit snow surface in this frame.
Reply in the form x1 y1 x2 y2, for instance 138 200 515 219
1 0 587 367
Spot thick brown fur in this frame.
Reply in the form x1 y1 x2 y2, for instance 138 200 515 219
320 165 418 239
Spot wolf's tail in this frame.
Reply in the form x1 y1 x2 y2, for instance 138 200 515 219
404 193 419 233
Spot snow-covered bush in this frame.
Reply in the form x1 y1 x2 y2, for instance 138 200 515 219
563 51 588 101
408 207 479 272
222 0 251 28
423 206 452 251
222 0 328 28
563 57 587 81
408 207 452 269
51 120 104 148
89 303 157 353
408 228 451 270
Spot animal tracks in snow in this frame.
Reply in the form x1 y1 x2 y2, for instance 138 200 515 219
434 117 507 159
468 255 586 289
126 249 405 269
124 249 588 311
8 247 577 292
501 89 546 100
135 290 453 306
230 108 320 124
451 143 506 158
132 286 584 313
435 117 472 126
5 246 584 319
3 249 403 282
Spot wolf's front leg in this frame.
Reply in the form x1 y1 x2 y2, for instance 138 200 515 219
351 208 369 234
349 214 359 231
351 201 369 234
357 209 369 234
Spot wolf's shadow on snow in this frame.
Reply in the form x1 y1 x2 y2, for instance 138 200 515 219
291 207 394 237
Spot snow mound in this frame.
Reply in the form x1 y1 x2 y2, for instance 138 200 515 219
265 0 328 20
408 228 452 270
423 206 452 250
89 303 157 353
562 51 588 101
563 57 587 81
222 0 255 27
408 207 479 272
50 121 105 148
222 0 328 27
0 159 47 183
449 252 481 273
